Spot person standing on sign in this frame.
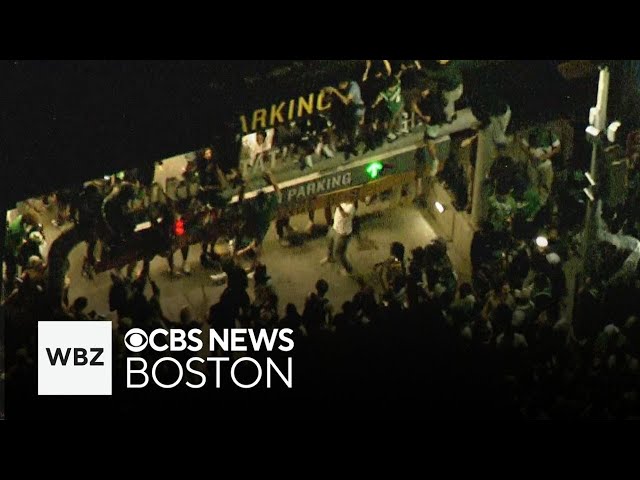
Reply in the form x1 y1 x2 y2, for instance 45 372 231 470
323 80 366 161
426 60 464 124
320 190 359 276
371 76 405 142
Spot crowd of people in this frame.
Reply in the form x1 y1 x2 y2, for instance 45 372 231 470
5 189 640 419
4 60 640 419
244 60 466 176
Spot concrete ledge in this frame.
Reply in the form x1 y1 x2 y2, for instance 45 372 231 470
424 180 475 279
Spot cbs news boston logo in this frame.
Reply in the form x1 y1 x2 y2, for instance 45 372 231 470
38 321 294 395
38 321 112 395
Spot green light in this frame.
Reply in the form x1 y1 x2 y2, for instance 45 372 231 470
366 161 384 179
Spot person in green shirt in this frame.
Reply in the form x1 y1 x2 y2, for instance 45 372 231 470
253 193 280 245
4 212 39 291
234 171 282 273
372 76 405 142
487 190 517 234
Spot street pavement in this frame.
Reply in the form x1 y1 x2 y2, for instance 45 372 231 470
21 196 442 326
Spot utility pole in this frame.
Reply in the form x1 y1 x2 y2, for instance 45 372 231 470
470 129 492 226
581 66 612 276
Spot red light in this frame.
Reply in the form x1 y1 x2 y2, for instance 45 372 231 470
174 218 185 236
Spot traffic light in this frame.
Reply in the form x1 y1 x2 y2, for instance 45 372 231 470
174 217 186 236
366 161 384 179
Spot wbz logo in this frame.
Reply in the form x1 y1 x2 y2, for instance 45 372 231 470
38 321 112 395
46 347 105 366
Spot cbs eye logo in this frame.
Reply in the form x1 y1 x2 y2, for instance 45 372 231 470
124 328 149 352
123 328 202 353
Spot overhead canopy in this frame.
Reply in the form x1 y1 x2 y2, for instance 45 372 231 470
2 59 597 207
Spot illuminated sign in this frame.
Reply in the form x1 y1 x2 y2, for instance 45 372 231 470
239 90 332 134
366 162 384 179
284 172 352 203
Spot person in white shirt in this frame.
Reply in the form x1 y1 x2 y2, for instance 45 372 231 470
321 190 359 276
245 130 271 173
521 127 561 207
